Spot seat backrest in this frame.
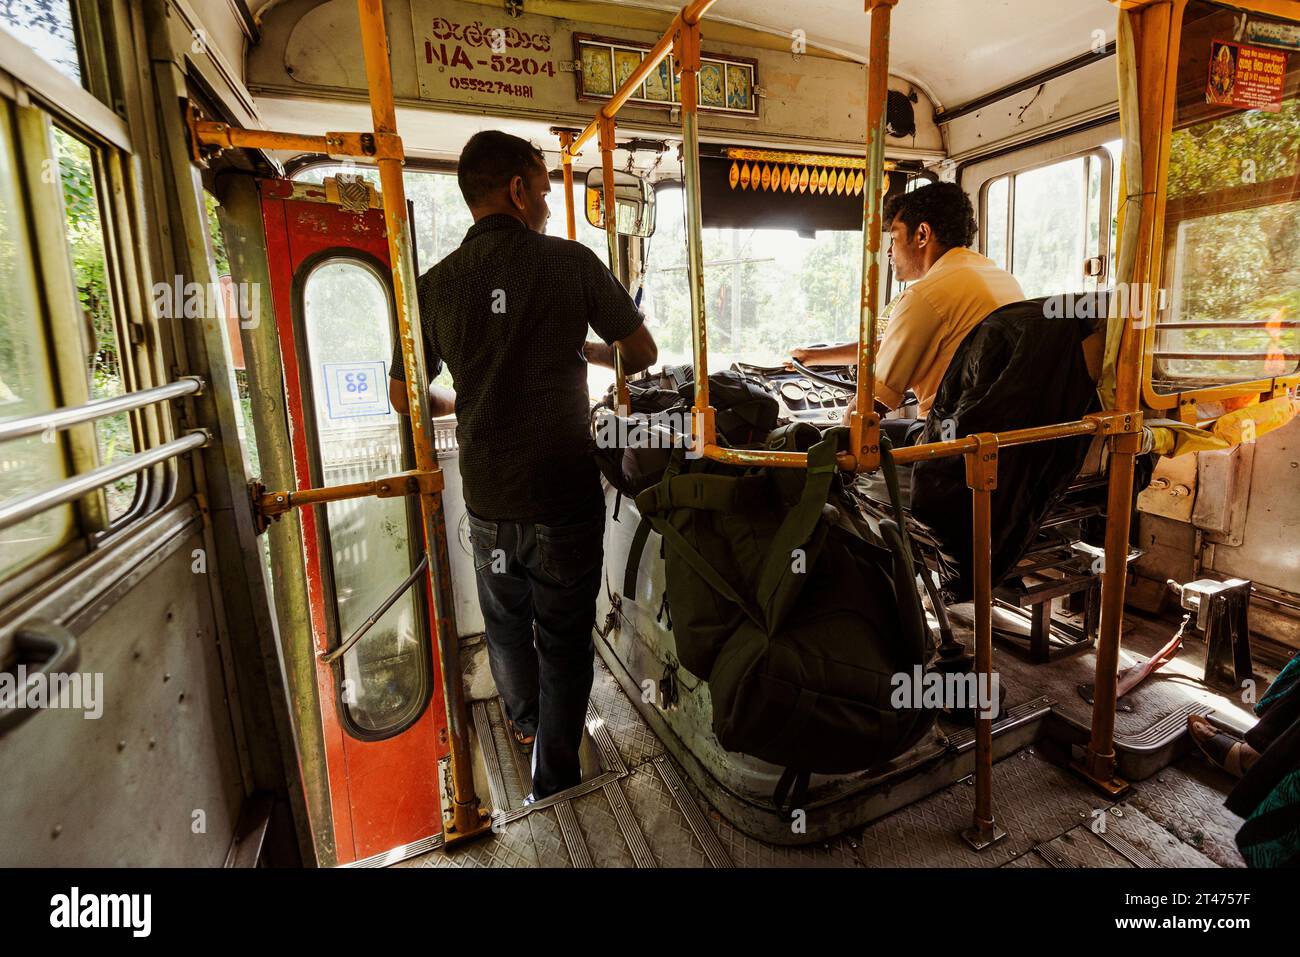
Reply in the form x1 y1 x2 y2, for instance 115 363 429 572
907 292 1104 600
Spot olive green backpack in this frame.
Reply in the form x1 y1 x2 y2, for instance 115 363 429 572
623 428 935 815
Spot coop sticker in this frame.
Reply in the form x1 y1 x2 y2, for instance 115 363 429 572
1206 39 1287 113
323 361 390 418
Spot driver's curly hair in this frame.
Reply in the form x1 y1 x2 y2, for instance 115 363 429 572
883 181 976 250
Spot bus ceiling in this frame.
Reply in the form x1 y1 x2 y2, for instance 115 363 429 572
239 0 1137 170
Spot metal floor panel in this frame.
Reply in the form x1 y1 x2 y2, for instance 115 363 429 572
1001 849 1052 868
570 788 640 869
420 817 542 869
1038 828 1132 868
853 748 1107 868
620 764 718 868
1125 759 1246 868
522 806 573 869
1105 802 1221 868
396 636 1248 869
946 604 1260 739
588 655 666 770
484 698 529 809
678 773 864 868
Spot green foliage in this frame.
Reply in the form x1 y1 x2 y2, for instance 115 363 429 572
204 191 229 276
1162 95 1300 384
53 128 137 516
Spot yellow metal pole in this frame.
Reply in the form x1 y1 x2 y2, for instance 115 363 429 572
558 130 578 241
960 434 1007 851
676 17 716 447
356 0 488 845
1076 0 1183 798
851 0 896 474
562 0 718 159
598 115 630 412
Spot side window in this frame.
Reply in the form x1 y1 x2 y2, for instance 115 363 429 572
53 126 137 521
982 150 1113 298
1155 2 1300 391
0 103 75 577
1 3 179 587
0 0 82 84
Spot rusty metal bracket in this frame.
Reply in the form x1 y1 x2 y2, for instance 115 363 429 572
186 100 402 166
250 469 445 534
672 16 701 74
963 432 999 492
1085 409 1145 454
848 410 881 474
1083 409 1143 436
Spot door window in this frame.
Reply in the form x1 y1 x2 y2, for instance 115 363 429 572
300 257 428 736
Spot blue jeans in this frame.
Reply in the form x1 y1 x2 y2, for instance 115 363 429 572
466 497 605 799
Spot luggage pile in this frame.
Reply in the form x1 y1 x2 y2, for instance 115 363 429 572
596 369 936 814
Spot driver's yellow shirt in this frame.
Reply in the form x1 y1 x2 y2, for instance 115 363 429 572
876 247 1024 417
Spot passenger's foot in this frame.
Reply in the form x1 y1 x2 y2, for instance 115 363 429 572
1187 714 1259 778
507 718 535 754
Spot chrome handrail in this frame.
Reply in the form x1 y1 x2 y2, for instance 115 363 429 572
0 377 203 443
0 430 209 531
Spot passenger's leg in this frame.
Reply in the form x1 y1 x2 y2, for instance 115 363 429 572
468 515 540 739
518 500 605 798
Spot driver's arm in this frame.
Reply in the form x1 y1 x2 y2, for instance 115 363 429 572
791 343 857 367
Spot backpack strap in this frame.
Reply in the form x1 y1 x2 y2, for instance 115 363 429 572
878 433 916 568
772 768 811 822
623 515 655 599
754 437 839 630
640 513 763 629
621 448 686 602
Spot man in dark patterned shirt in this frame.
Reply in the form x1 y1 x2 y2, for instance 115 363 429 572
390 130 656 800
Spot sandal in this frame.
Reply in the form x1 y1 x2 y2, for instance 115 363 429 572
1187 714 1245 778
507 719 535 754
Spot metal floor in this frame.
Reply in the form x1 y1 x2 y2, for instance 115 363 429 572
396 644 1248 869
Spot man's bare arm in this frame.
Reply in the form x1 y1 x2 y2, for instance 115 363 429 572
583 322 658 375
791 343 857 366
389 377 456 417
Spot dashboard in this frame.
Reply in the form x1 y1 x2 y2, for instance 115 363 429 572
733 361 858 427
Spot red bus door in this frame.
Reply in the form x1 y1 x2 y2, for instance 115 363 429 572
258 176 448 865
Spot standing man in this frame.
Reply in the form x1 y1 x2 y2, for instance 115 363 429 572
389 131 657 800
791 182 1024 437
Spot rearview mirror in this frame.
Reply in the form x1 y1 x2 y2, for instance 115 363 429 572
584 167 656 238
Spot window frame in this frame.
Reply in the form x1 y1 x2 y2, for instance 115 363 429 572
0 0 179 590
978 146 1114 294
292 250 435 742
1138 0 1300 413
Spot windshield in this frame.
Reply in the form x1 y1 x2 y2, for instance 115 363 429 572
642 185 865 372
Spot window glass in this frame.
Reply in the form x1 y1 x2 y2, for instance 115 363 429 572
984 155 1112 298
1155 1 1300 389
1103 138 1122 277
0 0 81 84
54 126 136 519
1011 156 1088 298
293 164 469 390
643 186 863 373
301 258 426 735
0 105 74 576
984 176 1009 272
